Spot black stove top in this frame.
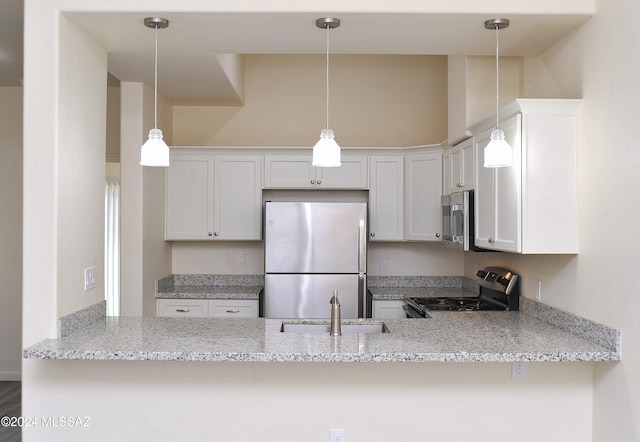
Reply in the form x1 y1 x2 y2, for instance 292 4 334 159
407 296 506 312
403 266 520 318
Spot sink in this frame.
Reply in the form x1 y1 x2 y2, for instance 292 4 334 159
280 321 389 334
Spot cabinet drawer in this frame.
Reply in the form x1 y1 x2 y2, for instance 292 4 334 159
208 299 259 318
157 299 209 317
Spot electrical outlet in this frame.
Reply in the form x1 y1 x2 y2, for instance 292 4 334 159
84 266 96 291
380 259 388 273
330 429 346 442
236 250 245 265
535 279 541 301
512 361 528 380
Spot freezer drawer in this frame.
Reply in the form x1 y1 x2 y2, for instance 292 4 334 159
264 274 364 319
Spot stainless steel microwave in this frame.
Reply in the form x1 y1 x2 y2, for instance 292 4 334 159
441 190 485 252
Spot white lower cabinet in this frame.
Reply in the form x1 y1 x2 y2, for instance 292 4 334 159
372 300 407 319
156 299 259 318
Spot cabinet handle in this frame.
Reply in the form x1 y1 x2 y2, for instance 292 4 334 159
370 232 376 237
310 179 315 184
226 309 240 314
214 232 219 236
436 233 440 238
176 309 190 313
317 180 321 185
489 238 494 244
208 232 213 237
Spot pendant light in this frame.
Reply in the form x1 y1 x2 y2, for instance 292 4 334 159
312 17 341 168
483 18 512 168
140 17 170 167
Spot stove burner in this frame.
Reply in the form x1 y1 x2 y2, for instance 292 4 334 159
407 296 507 313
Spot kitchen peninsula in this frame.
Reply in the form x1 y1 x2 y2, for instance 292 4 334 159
24 297 620 363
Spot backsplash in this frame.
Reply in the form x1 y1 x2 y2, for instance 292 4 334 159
157 274 264 291
368 275 465 288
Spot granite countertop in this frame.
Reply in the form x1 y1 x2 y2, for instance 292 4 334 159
156 285 262 300
24 309 620 363
156 274 263 300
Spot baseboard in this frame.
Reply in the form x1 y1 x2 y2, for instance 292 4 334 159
0 371 21 381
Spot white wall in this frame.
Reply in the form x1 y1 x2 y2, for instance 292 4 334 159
173 54 448 147
23 359 594 442
120 82 173 317
56 14 107 317
171 54 459 277
23 1 625 441
0 87 23 380
464 1 640 439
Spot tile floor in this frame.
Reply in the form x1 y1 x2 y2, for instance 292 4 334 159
0 381 21 442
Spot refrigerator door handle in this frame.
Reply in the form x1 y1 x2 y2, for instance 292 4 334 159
358 220 366 274
358 273 367 318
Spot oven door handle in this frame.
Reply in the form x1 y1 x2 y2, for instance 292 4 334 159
403 304 425 319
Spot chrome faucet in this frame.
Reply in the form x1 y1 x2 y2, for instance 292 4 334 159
330 290 341 336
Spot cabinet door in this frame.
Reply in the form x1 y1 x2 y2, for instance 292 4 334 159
316 155 369 189
263 155 315 188
404 152 442 241
474 115 521 252
165 152 214 240
449 143 463 193
442 149 451 195
369 156 404 241
493 115 521 252
447 137 474 193
459 137 475 191
474 128 495 249
372 300 407 319
214 155 263 240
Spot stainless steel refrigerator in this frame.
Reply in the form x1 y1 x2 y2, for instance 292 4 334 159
264 202 367 319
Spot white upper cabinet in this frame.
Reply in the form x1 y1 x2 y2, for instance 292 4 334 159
474 116 521 252
166 149 262 241
214 155 263 240
166 152 214 240
263 154 368 189
472 99 581 254
369 156 404 241
445 137 475 194
404 151 442 241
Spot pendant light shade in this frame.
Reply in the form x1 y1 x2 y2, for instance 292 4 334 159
140 17 170 167
483 18 512 168
313 129 341 167
140 128 170 167
313 17 341 167
484 129 512 168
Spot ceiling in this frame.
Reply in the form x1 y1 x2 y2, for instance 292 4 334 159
1 1 591 104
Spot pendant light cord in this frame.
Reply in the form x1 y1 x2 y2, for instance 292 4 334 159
495 25 500 131
154 25 159 130
325 25 330 130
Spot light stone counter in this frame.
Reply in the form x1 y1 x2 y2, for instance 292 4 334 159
155 274 262 300
24 307 620 363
